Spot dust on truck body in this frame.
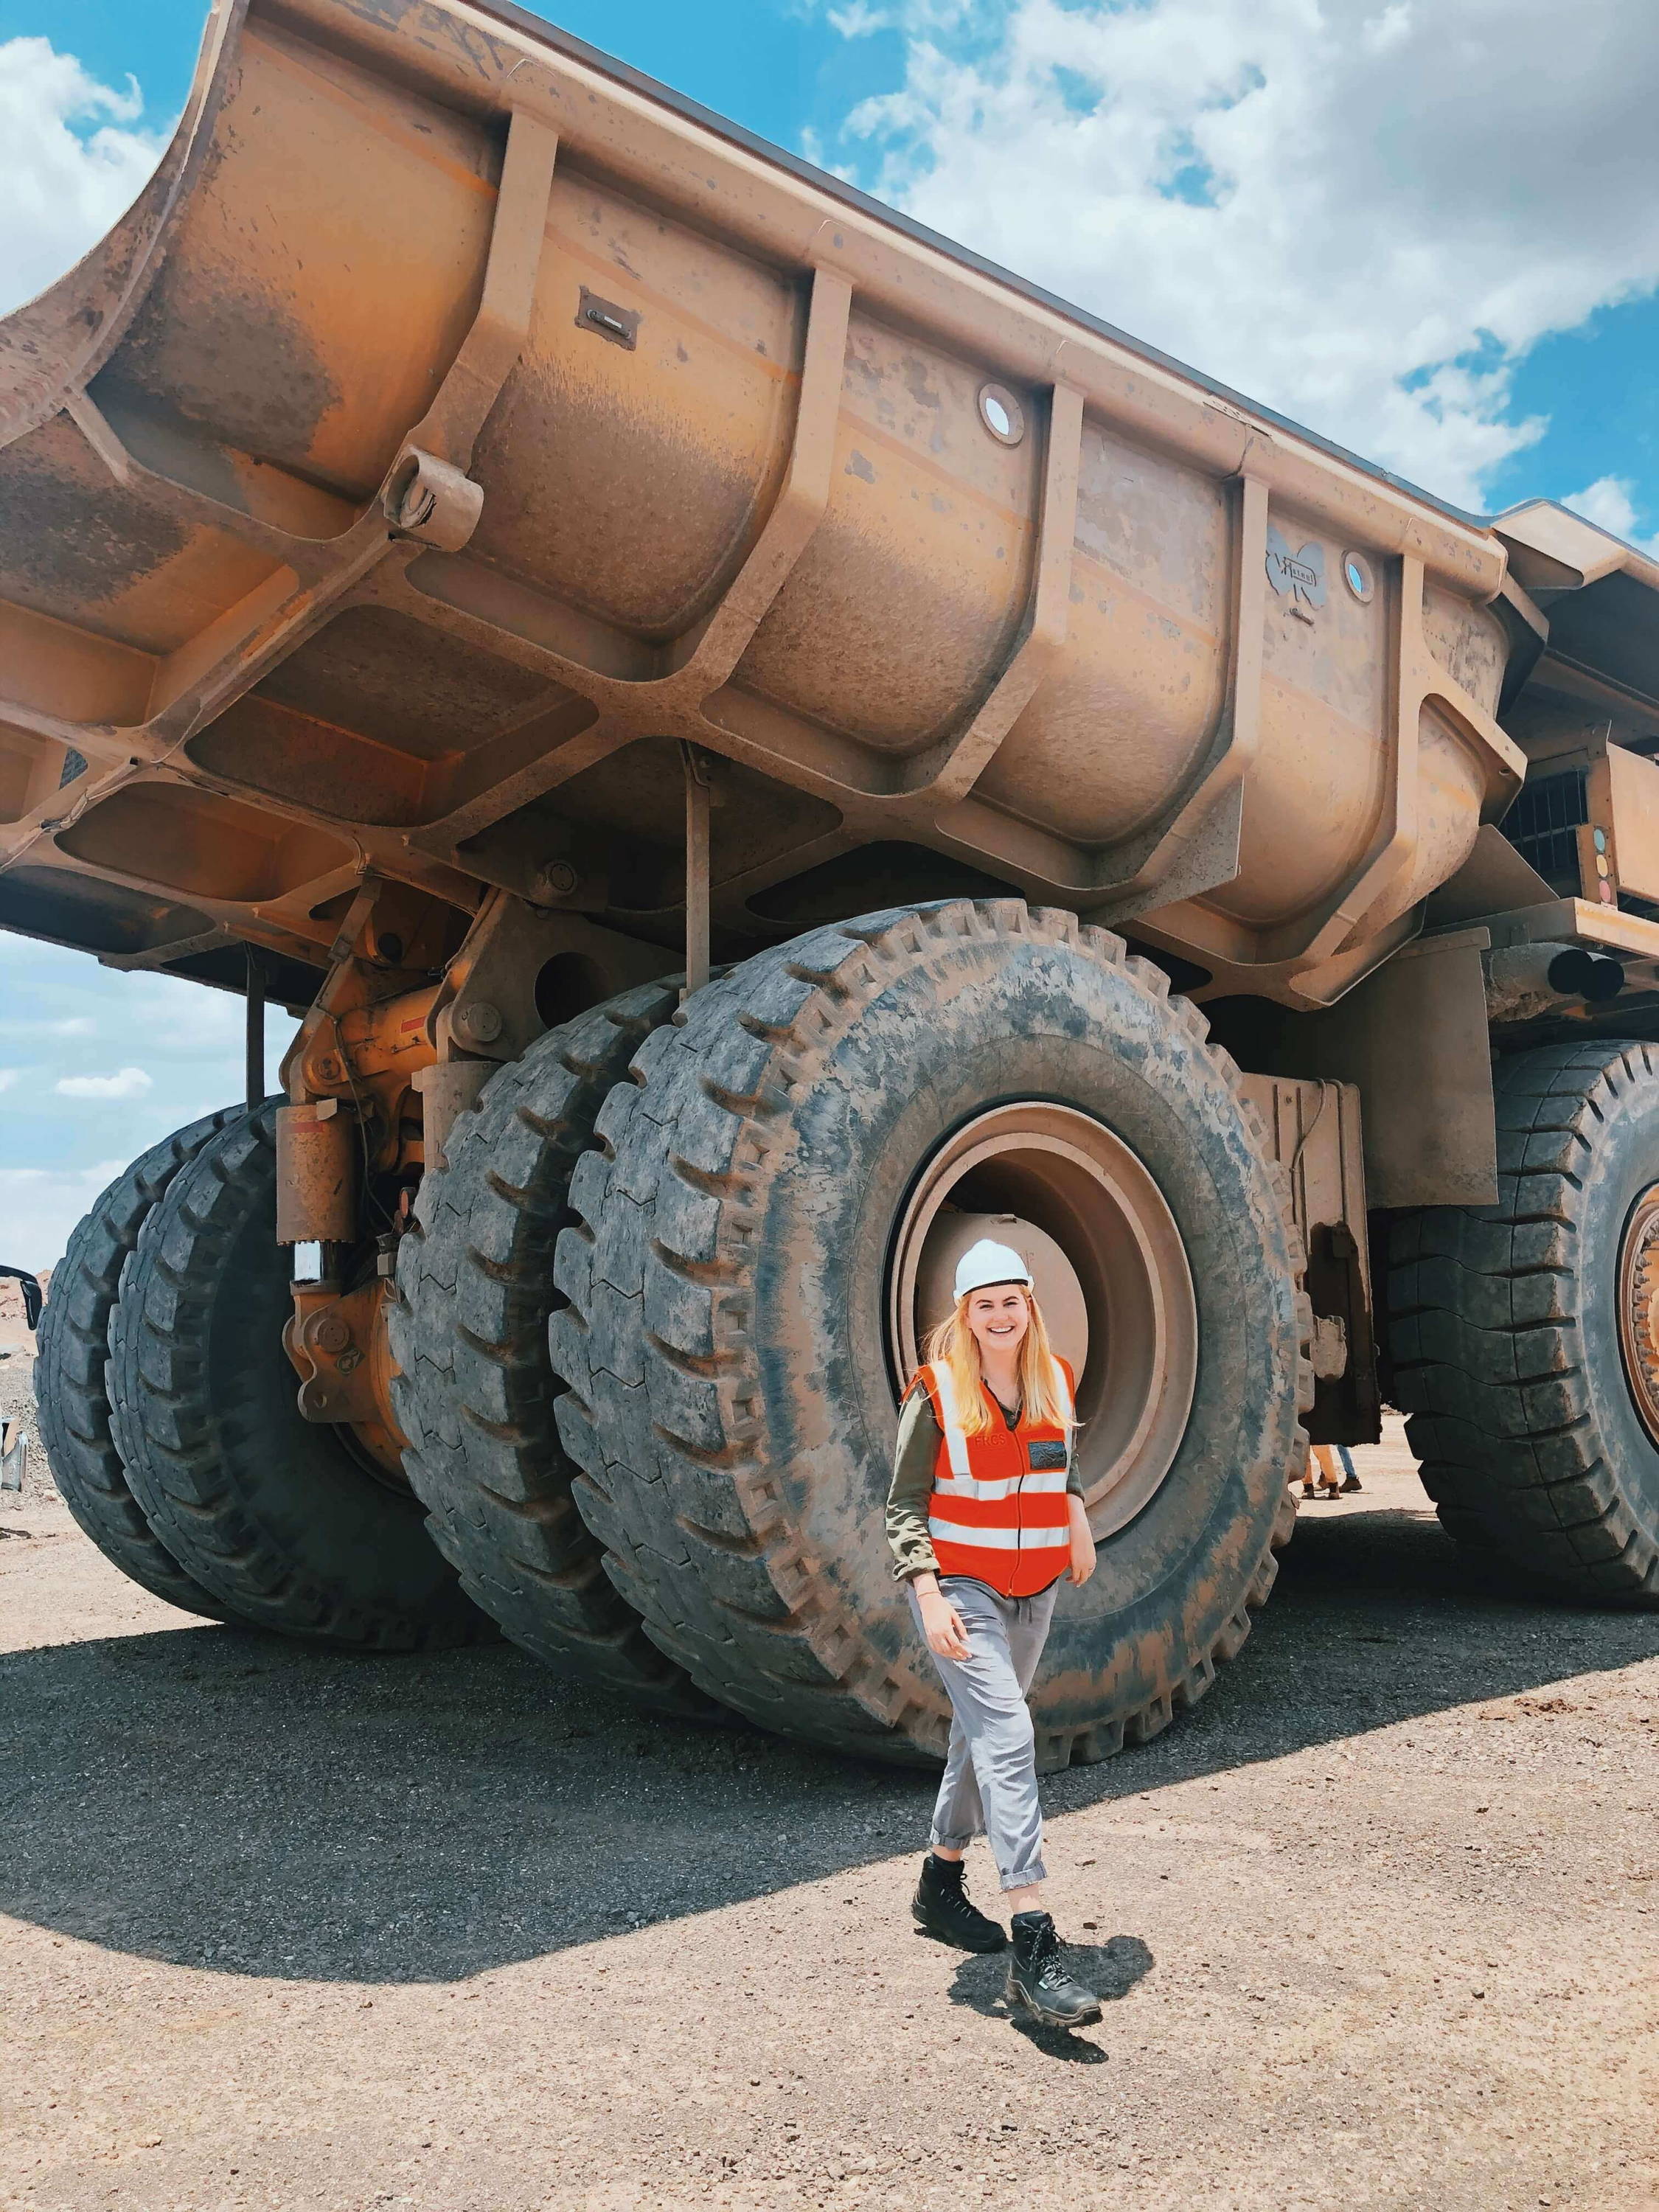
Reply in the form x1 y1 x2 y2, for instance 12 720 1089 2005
9 0 1659 1761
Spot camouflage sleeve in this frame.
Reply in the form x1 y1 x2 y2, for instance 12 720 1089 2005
886 1382 941 1582
1063 1357 1085 1497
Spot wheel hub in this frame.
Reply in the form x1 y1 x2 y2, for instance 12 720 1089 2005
887 1102 1198 1540
1618 1184 1659 1446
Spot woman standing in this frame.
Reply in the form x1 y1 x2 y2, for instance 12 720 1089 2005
886 1238 1102 2028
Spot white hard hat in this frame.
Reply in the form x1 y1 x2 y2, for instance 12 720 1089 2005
953 1238 1032 1302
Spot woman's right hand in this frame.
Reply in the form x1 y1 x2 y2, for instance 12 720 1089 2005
916 1579 971 1660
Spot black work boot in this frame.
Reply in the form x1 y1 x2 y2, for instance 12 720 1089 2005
911 1854 1006 1952
1006 1911 1102 2027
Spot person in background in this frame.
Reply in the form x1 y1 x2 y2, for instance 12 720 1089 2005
1304 1443 1363 1498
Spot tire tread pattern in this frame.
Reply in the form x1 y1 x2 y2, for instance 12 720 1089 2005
32 1110 241 1618
389 981 714 1711
1388 1039 1659 1601
108 1105 485 1648
552 900 1310 1764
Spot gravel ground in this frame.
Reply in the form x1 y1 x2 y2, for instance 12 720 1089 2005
2 1354 1657 2212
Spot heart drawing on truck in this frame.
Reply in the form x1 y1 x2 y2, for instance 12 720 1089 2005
1265 524 1326 611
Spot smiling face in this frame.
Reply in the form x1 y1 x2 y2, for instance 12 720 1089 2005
965 1283 1031 1365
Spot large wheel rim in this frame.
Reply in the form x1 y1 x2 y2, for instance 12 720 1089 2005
1616 1182 1659 1447
886 1101 1199 1540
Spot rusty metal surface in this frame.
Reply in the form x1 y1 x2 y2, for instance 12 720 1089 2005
1470 900 1659 1054
1486 897 1659 964
1257 930 1500 1211
410 1058 492 1174
1239 1074 1377 1445
283 1274 408 1476
0 0 1656 1018
274 1099 357 1245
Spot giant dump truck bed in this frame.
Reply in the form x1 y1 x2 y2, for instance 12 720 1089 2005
17 0 1659 1766
0 0 1560 1010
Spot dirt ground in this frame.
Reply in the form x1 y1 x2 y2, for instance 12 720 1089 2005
3 1340 1657 2212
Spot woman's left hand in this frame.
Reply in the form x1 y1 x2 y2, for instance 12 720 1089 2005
1066 1495 1096 1586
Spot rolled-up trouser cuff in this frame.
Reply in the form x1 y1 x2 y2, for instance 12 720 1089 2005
929 1826 979 1851
999 1854 1047 1891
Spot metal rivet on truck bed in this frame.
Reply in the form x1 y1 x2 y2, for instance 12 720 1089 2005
577 288 639 349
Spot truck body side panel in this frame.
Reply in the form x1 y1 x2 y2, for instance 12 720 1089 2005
0 0 1535 1007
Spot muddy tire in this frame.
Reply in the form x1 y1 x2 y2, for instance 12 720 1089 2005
107 1103 487 1649
389 982 715 1712
32 1111 242 1619
552 900 1309 1767
1390 1040 1659 1604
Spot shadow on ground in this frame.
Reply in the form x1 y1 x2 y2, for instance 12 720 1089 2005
945 1934 1154 2062
4 1499 1655 1983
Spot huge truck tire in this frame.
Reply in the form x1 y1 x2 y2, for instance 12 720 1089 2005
552 900 1310 1767
33 1111 241 1619
1390 1040 1659 1604
108 1103 487 1649
389 981 715 1714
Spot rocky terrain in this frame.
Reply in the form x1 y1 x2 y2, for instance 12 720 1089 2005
3 1380 1656 2212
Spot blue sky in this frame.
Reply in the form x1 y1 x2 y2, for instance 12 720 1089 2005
1 0 904 146
1 0 1657 1262
0 939 294 1268
1496 294 1659 518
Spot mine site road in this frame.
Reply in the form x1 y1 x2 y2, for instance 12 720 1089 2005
1 1405 1656 2212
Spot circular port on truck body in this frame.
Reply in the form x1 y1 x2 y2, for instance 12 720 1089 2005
978 383 1025 445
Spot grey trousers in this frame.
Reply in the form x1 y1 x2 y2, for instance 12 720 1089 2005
908 1574 1059 1891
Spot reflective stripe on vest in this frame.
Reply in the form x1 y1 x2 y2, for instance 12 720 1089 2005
918 1354 1075 1598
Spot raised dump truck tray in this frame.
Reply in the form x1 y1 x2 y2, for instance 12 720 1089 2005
10 0 1659 1767
0 0 1533 1008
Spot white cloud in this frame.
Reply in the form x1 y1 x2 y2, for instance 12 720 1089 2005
124 969 283 1065
0 1161 127 1271
0 939 297 1273
1360 4 1413 58
834 0 1659 509
830 3 891 32
1564 476 1659 560
0 38 167 316
53 1066 153 1100
0 1070 20 1094
0 1016 94 1037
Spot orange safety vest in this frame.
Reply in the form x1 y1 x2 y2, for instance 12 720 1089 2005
916 1355 1077 1598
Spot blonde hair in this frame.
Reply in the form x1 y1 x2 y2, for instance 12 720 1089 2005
921 1284 1074 1439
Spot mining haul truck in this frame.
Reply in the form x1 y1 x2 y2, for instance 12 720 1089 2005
7 0 1659 1768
